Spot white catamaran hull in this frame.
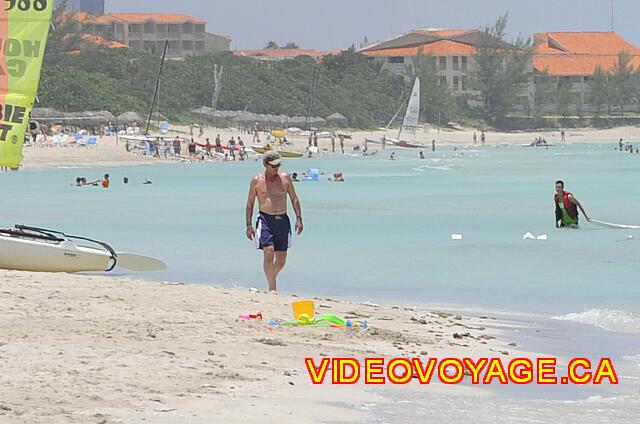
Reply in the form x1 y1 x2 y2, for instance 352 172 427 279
0 234 113 273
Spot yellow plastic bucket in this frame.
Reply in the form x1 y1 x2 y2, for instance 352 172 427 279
292 300 315 321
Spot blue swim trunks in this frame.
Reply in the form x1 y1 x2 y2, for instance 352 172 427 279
256 211 291 252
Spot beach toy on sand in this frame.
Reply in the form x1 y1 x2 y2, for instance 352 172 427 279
292 300 315 321
238 311 263 320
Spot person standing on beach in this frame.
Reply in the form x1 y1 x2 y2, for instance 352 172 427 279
560 129 565 143
245 151 303 294
473 132 477 145
330 132 336 153
481 131 486 146
339 134 345 154
554 180 590 228
432 139 436 152
173 136 181 156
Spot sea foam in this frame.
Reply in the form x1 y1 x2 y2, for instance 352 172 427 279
552 309 640 333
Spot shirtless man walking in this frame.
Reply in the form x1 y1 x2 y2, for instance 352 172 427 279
246 151 303 294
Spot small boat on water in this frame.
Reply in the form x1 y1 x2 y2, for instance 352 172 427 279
251 145 303 158
0 225 166 273
366 78 427 149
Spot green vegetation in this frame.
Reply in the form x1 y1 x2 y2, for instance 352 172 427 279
38 10 640 130
41 14 407 129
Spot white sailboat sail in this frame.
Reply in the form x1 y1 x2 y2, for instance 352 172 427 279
399 78 420 141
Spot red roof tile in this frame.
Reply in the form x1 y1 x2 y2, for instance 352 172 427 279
534 55 640 76
535 31 640 55
362 40 477 57
108 13 206 24
533 31 640 76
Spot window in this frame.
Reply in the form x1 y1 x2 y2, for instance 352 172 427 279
461 56 468 71
439 56 447 71
453 76 460 91
144 23 155 34
182 23 194 34
583 76 591 83
453 56 460 71
388 56 405 64
461 76 467 91
439 75 448 86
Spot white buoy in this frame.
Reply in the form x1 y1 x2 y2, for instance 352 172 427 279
523 232 535 240
451 234 463 240
537 234 548 240
628 235 634 240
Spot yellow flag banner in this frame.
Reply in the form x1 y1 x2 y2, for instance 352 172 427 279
0 0 53 170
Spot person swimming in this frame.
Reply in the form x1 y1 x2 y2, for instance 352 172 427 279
143 179 152 185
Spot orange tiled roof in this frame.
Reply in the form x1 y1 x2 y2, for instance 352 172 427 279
63 12 206 25
533 31 640 76
363 40 477 57
61 12 113 24
108 13 206 24
534 55 640 76
79 34 128 49
535 31 640 55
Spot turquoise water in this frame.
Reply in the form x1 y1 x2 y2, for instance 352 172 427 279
1 143 639 316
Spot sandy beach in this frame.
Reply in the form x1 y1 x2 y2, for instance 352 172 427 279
0 270 531 424
20 125 640 169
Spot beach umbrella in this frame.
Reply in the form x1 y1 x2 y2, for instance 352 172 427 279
117 111 144 125
326 112 348 127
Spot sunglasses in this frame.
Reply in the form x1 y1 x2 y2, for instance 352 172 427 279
266 162 281 168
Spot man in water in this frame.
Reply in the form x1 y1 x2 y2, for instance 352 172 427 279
554 180 590 228
102 174 110 189
245 151 303 294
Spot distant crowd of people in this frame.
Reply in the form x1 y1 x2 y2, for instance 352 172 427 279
618 138 639 154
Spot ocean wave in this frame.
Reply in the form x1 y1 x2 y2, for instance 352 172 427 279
552 309 640 333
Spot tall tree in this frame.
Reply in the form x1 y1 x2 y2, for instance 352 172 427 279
408 47 460 123
588 65 610 117
469 13 533 121
555 78 573 117
533 69 555 118
610 51 635 120
264 41 279 49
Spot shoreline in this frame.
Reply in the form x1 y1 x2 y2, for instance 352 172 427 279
17 124 640 170
2 270 638 423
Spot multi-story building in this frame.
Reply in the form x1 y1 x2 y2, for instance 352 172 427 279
55 0 105 15
73 13 231 58
359 29 532 106
533 31 640 101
